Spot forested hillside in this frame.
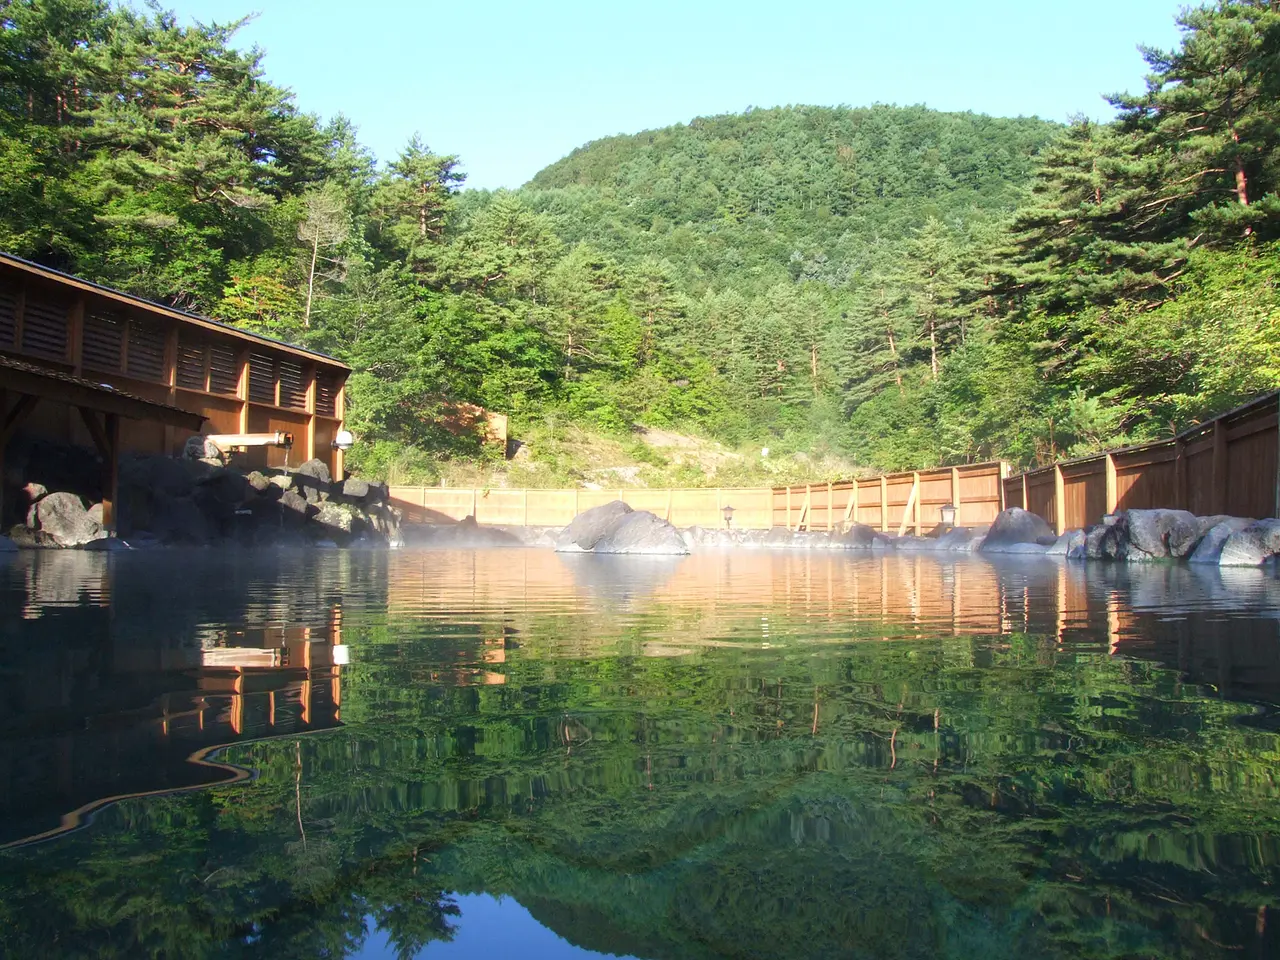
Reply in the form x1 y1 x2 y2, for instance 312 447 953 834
2 0 1278 482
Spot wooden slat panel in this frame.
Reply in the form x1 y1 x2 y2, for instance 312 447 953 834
82 308 125 374
0 279 20 348
125 317 166 382
20 292 69 361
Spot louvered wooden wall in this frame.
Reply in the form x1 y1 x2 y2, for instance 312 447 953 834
0 260 349 476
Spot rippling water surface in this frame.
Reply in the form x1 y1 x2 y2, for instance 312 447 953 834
3 548 1280 958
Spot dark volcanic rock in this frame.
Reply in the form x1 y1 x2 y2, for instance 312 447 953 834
591 510 689 555
556 500 634 552
979 508 1055 554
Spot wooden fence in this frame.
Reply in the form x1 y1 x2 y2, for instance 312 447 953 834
388 461 1008 532
1004 391 1280 533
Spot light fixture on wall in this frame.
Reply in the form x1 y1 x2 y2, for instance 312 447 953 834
939 503 957 528
332 429 355 451
722 504 735 528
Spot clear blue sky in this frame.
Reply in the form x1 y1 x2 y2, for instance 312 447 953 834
174 0 1189 190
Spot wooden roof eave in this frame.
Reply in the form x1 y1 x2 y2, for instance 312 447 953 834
3 363 206 431
0 254 351 372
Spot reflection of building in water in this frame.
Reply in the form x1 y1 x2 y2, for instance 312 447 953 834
384 549 1280 704
0 557 348 848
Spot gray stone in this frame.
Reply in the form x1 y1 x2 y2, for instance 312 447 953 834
1082 522 1128 560
979 508 1055 553
341 477 370 500
936 528 977 552
1218 519 1280 567
245 471 272 493
86 502 104 524
268 474 294 491
591 510 689 555
8 524 57 547
32 492 103 547
1046 529 1085 557
296 458 332 484
1123 508 1202 559
556 500 634 551
183 435 225 465
1189 518 1254 564
314 501 359 537
279 489 313 527
23 482 47 504
838 523 885 549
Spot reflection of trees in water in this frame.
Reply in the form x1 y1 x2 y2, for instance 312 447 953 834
4 552 1280 956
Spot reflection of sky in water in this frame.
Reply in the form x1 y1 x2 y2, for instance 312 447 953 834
355 894 639 959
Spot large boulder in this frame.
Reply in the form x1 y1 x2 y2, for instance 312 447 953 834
838 523 887 549
183 434 226 466
591 510 689 555
1123 508 1202 559
313 501 361 542
1218 519 1280 567
1079 521 1128 560
556 500 633 552
30 492 103 547
1189 517 1254 565
978 508 1055 553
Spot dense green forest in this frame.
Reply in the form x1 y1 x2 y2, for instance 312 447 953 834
2 0 1279 481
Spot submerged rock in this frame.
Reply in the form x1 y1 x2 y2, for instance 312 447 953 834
1046 529 1085 557
979 508 1055 553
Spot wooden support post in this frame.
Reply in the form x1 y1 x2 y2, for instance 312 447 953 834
843 481 859 530
897 475 919 538
826 482 833 531
950 467 961 526
1053 464 1066 535
471 488 478 521
522 488 529 526
333 378 346 480
880 476 888 533
786 486 792 530
1021 473 1029 511
1212 419 1227 515
1174 439 1188 512
77 407 119 532
912 471 921 536
797 489 811 531
303 364 317 463
236 348 250 434
1104 453 1118 516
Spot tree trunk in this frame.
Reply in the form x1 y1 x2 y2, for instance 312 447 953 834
1234 157 1249 206
810 343 818 396
886 325 903 395
304 234 319 328
929 320 939 380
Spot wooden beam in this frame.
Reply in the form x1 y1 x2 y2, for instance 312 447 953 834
842 481 859 530
0 361 203 431
103 413 119 532
68 296 84 374
1 394 39 446
880 476 888 533
76 406 111 458
826 482 833 532
912 471 921 536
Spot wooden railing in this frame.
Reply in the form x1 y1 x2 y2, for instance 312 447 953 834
1004 392 1280 533
389 462 1010 532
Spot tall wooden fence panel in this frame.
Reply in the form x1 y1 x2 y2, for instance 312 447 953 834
390 461 1009 532
1002 392 1280 532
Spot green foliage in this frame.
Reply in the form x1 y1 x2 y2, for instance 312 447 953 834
4 0 1279 478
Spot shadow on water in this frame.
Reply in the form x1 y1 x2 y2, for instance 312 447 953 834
1 547 1280 958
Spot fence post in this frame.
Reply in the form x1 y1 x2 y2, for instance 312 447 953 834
1104 453 1118 516
1053 464 1066 535
950 467 961 526
1021 473 1029 511
880 476 888 533
1174 440 1188 512
522 488 529 526
827 481 833 531
913 471 921 535
471 488 478 521
1212 420 1227 515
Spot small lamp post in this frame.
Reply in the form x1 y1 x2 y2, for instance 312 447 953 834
722 504 735 529
939 503 957 529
